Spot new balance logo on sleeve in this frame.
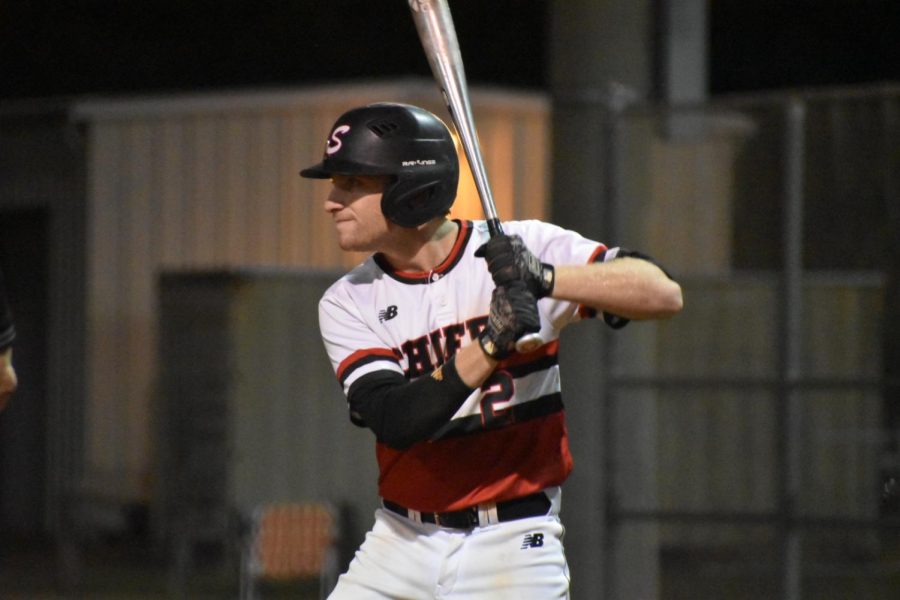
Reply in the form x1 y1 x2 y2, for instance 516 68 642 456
521 533 544 549
378 305 398 322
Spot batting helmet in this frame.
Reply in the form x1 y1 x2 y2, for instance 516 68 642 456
300 103 460 228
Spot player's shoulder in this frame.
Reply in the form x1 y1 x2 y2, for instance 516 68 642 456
471 219 560 238
503 219 561 236
500 219 605 265
488 219 581 248
320 257 380 304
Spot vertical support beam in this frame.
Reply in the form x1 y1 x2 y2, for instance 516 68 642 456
657 0 709 104
780 98 806 600
549 2 710 597
548 0 654 237
881 95 900 521
603 88 661 600
548 2 654 597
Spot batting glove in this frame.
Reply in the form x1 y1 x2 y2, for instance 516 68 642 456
479 280 541 360
475 234 555 299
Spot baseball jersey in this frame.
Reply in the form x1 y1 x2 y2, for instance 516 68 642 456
318 219 619 512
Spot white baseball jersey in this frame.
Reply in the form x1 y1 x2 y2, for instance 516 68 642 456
318 219 615 513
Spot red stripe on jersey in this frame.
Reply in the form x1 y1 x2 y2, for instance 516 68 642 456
497 339 559 370
442 219 472 269
375 411 573 512
588 244 609 263
336 347 400 382
376 220 472 283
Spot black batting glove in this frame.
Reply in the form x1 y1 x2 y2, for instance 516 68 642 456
475 234 555 299
479 280 541 360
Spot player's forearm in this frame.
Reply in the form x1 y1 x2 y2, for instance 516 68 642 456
453 339 499 388
552 257 683 320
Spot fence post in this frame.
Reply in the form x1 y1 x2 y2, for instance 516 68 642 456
780 97 806 600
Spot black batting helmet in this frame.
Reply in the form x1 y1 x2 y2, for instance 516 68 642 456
300 103 460 228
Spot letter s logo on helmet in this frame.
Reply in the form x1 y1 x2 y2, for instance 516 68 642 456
326 125 351 155
300 103 460 228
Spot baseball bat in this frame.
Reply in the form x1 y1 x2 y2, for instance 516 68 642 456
408 0 542 353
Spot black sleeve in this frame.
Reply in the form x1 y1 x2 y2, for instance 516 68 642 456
0 268 14 352
347 357 474 450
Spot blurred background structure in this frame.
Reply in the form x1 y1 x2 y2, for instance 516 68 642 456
0 1 898 598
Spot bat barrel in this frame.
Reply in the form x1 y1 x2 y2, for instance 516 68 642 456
411 0 541 349
410 0 502 232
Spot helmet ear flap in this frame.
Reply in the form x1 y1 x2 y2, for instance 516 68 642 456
381 179 450 228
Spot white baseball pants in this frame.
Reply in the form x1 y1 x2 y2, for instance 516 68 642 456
327 498 570 599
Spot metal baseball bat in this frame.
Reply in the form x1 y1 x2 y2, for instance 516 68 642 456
408 0 543 353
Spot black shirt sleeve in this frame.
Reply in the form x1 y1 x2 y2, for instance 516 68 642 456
346 357 474 450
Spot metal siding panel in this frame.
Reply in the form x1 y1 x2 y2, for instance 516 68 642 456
223 117 251 263
242 115 266 264
86 122 128 485
294 113 323 264
122 122 157 493
514 112 550 221
187 117 219 265
253 115 281 264
279 114 307 265
484 113 515 224
159 120 187 266
451 147 481 222
207 116 230 265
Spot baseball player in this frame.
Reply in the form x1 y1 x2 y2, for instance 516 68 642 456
0 266 17 411
301 102 682 599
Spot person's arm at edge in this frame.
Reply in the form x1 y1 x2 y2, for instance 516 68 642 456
0 347 16 411
551 256 683 321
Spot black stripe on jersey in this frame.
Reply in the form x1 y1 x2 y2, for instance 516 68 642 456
430 392 564 440
374 220 473 284
502 353 558 379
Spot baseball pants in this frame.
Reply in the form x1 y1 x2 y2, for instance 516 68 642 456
327 491 570 599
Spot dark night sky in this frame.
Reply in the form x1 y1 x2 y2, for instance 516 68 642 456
0 0 898 101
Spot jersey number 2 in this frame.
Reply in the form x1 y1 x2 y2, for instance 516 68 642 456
480 371 515 429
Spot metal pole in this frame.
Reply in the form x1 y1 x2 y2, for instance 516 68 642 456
601 84 623 600
880 92 900 531
780 98 806 600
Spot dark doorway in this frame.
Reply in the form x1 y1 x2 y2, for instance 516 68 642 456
0 208 49 538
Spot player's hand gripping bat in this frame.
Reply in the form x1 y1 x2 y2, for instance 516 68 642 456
408 0 543 353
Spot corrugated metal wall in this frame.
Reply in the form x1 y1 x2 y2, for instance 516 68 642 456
73 81 551 501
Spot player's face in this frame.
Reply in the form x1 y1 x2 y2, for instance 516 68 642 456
325 174 393 251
